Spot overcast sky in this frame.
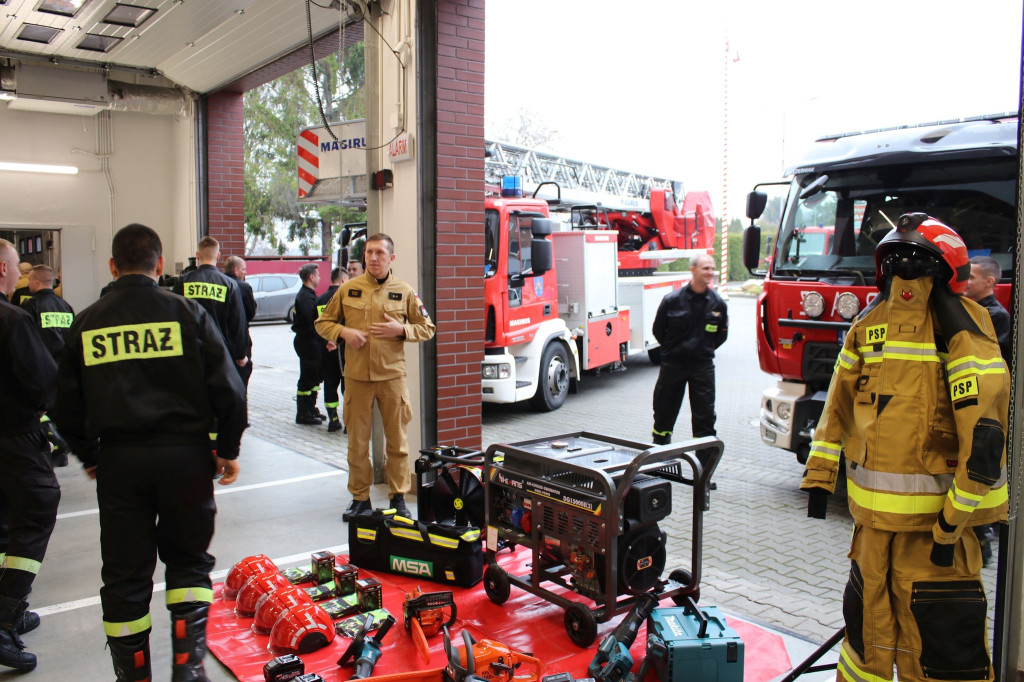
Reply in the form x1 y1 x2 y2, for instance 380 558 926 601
485 0 1023 222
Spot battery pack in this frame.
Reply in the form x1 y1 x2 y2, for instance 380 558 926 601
646 606 743 682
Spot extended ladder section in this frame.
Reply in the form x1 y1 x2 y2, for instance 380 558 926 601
485 139 682 213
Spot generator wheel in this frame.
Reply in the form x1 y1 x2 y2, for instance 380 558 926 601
564 603 597 647
483 564 510 605
669 568 699 605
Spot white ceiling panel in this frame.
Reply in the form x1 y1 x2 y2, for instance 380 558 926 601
0 0 353 93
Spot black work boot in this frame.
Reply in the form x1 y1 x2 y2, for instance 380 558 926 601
343 498 373 521
652 432 671 446
170 603 211 682
295 395 320 425
107 631 151 682
0 595 36 671
15 608 39 635
310 391 326 420
326 407 343 433
388 494 412 519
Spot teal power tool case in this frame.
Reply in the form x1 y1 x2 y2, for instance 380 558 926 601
646 605 744 682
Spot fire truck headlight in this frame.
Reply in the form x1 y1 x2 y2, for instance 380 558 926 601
777 401 792 421
801 291 825 319
482 363 511 380
836 292 860 321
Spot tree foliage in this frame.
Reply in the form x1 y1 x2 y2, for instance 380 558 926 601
488 108 560 149
243 44 366 256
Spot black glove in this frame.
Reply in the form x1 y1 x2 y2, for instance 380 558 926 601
930 541 955 567
807 488 829 519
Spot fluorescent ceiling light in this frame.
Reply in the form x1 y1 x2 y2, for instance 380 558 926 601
0 161 79 175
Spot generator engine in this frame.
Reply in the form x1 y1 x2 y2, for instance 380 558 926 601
489 450 672 600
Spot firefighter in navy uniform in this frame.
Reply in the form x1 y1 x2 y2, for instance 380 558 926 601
51 224 247 682
20 264 75 466
173 236 249 372
317 267 347 432
651 253 728 473
0 239 60 672
293 263 325 425
801 214 1009 682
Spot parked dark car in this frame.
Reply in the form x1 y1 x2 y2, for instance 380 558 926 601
248 273 302 322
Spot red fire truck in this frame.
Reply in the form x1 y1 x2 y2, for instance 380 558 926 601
480 142 716 411
742 113 1017 463
481 183 714 411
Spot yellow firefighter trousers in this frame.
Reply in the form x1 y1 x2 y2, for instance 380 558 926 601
343 376 414 500
838 525 991 682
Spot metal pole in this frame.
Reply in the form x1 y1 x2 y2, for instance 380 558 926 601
719 36 729 298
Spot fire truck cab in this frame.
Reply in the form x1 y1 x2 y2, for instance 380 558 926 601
742 113 1018 463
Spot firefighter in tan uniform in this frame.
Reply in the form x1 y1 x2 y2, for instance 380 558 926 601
315 233 435 519
802 213 1009 682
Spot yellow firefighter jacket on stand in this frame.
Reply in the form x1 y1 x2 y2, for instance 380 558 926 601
801 275 1009 682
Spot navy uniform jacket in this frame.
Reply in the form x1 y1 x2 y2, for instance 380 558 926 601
173 264 248 362
291 286 320 341
976 294 1011 362
225 272 255 359
0 297 57 435
51 275 247 467
653 284 729 366
21 288 74 363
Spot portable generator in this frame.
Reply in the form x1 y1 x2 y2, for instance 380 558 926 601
481 432 721 646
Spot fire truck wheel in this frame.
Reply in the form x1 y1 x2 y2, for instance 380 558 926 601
796 445 809 465
669 568 700 605
483 564 510 605
564 603 597 647
530 343 570 411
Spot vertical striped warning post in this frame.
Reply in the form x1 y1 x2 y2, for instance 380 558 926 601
297 128 319 198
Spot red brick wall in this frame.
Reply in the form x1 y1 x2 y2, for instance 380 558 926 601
206 91 245 258
434 0 485 447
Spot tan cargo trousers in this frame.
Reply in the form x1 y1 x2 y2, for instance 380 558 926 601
343 376 413 500
838 525 991 682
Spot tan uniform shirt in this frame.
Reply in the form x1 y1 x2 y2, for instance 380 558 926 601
314 271 435 381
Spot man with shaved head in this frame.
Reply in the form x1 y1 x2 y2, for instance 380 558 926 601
651 253 729 477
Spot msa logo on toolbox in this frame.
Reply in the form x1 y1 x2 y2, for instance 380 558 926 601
390 556 433 577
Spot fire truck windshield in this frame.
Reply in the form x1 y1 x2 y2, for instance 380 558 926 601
773 158 1017 282
484 209 500 278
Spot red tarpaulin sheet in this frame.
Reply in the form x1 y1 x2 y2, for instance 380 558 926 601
208 549 792 682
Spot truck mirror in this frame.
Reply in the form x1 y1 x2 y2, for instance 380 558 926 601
742 225 763 273
531 218 556 237
340 226 351 248
746 191 767 220
529 239 553 276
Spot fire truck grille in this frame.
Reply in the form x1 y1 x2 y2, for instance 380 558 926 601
803 341 842 388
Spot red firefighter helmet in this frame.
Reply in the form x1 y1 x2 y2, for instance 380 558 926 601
223 554 278 600
268 603 336 655
875 213 970 294
235 572 292 617
252 585 314 635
